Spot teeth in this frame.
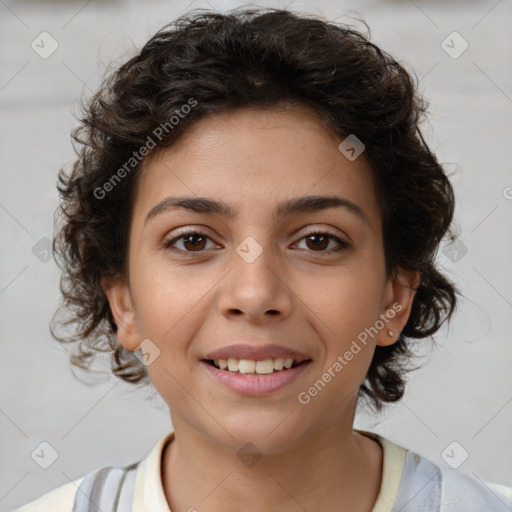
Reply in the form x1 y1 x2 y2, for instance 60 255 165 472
255 360 274 374
238 359 256 374
227 358 239 372
213 357 300 374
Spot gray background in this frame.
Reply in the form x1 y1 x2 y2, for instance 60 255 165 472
1 0 511 509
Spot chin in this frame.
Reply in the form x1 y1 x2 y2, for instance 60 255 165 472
209 411 307 454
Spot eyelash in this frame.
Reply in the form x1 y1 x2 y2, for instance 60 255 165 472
162 228 350 256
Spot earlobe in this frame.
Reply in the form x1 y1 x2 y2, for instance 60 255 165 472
377 269 420 347
101 277 141 351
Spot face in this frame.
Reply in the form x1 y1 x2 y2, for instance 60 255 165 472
103 105 418 453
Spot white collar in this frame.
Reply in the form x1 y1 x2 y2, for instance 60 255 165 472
131 430 407 512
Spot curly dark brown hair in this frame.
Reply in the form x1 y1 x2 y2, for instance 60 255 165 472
51 7 459 410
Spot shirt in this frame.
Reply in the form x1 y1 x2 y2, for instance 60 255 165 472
12 430 512 511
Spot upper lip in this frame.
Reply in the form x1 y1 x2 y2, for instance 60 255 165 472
202 343 312 362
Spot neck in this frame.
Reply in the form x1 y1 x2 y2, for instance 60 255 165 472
161 420 383 512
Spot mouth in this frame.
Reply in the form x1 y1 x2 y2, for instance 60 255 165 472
201 357 311 375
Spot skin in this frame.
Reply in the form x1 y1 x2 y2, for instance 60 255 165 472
103 104 419 512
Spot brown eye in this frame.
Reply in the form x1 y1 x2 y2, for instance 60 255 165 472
163 229 350 257
181 233 207 251
305 233 330 251
296 231 350 255
163 230 216 253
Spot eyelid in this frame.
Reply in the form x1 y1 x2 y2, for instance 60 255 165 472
164 224 348 243
298 225 348 241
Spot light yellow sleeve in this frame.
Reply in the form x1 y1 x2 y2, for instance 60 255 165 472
488 481 512 502
13 477 83 512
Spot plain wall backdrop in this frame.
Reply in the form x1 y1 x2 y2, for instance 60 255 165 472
1 0 511 509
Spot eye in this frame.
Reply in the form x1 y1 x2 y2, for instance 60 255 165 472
162 229 218 254
162 228 350 256
294 230 350 255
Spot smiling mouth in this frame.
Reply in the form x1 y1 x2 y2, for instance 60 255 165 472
202 358 311 375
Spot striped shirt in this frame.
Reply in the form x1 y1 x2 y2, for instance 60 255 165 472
13 430 512 511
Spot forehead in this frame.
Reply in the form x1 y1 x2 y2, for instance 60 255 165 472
133 106 382 232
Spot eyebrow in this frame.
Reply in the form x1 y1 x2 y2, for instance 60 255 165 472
144 195 370 227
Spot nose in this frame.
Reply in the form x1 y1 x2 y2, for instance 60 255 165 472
217 239 293 324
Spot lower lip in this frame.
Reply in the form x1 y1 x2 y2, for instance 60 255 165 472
201 361 311 396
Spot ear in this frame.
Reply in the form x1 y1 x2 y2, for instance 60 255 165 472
376 268 420 347
101 277 141 352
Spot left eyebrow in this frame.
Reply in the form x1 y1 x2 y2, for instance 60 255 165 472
144 194 370 227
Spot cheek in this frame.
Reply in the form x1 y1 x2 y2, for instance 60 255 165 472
304 290 378 405
307 264 383 328
299 261 384 382
131 256 208 334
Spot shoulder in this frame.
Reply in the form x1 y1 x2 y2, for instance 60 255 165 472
391 441 512 511
11 464 139 512
11 431 173 512
13 476 84 512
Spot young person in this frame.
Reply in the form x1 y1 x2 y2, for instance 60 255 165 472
14 7 512 511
